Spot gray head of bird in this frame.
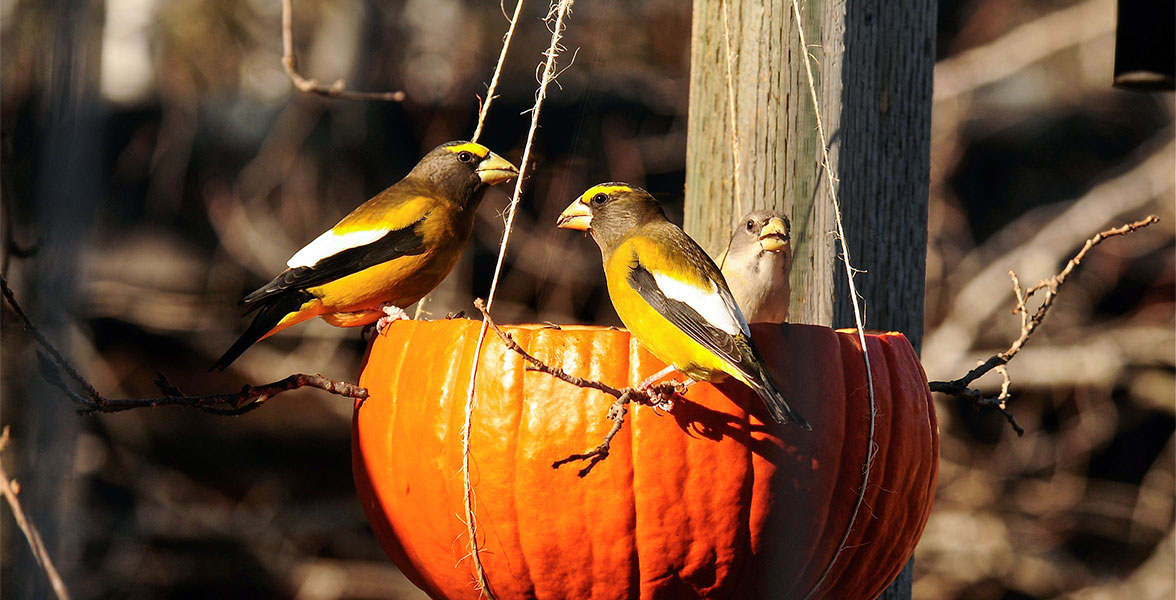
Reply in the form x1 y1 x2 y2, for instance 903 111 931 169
556 183 666 253
730 210 791 256
412 141 519 205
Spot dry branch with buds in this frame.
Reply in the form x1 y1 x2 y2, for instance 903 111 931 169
1 273 366 415
280 0 405 102
0 427 71 600
929 215 1160 436
474 298 679 477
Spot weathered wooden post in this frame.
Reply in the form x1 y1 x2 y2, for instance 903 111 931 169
684 0 935 597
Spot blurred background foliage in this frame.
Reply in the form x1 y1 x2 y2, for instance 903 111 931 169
1 0 1172 598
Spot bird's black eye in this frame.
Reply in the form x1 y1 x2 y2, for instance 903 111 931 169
746 220 756 232
591 193 608 206
457 151 475 163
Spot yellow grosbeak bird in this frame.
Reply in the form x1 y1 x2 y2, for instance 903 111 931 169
719 210 793 323
557 183 810 429
211 140 518 370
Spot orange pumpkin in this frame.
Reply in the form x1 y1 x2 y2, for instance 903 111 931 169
352 319 938 599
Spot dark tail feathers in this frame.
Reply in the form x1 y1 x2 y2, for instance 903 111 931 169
210 291 312 371
746 362 811 430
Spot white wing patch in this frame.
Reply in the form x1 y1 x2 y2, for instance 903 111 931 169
287 228 390 268
651 271 749 337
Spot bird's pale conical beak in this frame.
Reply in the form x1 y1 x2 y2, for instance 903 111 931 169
758 217 790 252
556 199 592 230
476 152 520 185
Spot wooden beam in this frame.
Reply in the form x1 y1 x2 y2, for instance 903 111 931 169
684 1 936 597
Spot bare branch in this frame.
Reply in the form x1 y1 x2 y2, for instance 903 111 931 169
473 298 623 398
281 0 405 102
929 379 1024 436
0 428 72 600
929 215 1160 436
473 298 676 476
1 273 366 415
549 392 632 477
1003 216 1161 362
924 137 1173 375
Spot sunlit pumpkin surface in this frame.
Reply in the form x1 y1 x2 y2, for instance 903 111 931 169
353 319 938 600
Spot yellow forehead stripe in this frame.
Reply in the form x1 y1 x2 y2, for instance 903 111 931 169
445 142 490 158
580 184 634 203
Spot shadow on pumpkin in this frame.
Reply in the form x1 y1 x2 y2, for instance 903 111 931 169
637 390 842 599
669 380 814 458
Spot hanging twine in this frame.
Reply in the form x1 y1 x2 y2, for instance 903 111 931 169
721 0 745 221
414 0 526 320
459 0 576 596
471 0 526 143
716 0 744 270
787 1 880 598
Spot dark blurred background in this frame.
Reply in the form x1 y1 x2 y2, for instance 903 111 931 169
1 0 1172 598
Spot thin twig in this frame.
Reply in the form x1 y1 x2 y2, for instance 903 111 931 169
928 379 1024 436
1 273 366 415
549 392 632 477
71 371 364 416
1005 216 1160 361
0 428 72 600
924 137 1173 371
473 299 676 478
474 298 622 398
1 273 101 400
929 215 1160 436
471 0 525 142
280 0 405 102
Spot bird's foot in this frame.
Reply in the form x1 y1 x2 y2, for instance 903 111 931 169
375 303 411 334
671 378 695 395
647 391 675 414
635 366 690 413
651 378 693 414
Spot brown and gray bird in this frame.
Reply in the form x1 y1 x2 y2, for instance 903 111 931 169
719 210 793 323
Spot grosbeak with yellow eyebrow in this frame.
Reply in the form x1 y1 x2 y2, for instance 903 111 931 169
719 210 793 323
212 140 518 370
557 183 809 428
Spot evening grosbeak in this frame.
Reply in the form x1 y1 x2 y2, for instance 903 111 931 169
719 210 793 323
211 140 518 370
556 183 810 429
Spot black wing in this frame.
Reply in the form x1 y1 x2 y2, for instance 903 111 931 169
628 256 808 428
241 217 427 308
626 261 748 367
